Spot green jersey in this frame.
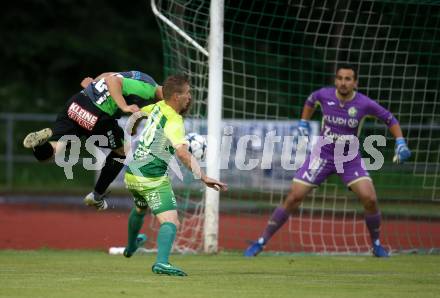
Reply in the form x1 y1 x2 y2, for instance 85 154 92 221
126 100 188 179
85 76 157 116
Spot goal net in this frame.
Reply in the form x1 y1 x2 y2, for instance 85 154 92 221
150 0 440 254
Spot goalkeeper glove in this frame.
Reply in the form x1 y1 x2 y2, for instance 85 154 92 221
393 137 411 164
296 119 311 153
297 119 310 137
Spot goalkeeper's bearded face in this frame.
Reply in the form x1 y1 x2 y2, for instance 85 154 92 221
335 68 357 97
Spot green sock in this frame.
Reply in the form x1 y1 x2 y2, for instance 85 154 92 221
156 222 177 264
127 208 145 253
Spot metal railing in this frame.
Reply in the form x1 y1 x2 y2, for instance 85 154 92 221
0 113 57 188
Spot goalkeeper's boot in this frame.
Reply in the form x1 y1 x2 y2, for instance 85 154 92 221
152 263 187 276
373 244 390 257
83 191 108 211
244 238 265 257
23 128 53 148
123 234 148 258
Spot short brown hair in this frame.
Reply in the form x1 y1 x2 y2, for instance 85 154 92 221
162 75 190 100
336 64 358 80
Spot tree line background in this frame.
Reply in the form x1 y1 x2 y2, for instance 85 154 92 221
1 0 163 114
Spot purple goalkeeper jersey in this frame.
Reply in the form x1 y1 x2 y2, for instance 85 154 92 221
293 87 399 187
305 87 398 155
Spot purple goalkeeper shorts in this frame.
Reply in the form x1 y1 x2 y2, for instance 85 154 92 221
294 153 370 187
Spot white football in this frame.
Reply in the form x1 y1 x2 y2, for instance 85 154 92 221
186 132 207 161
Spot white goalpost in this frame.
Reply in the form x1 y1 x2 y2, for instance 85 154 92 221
203 0 224 253
150 0 224 253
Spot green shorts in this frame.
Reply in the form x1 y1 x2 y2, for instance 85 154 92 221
124 173 177 215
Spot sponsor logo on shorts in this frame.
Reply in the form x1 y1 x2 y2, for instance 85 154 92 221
171 194 177 207
302 157 326 182
67 102 98 131
146 191 161 210
136 198 149 208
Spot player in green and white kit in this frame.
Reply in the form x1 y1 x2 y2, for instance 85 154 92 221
23 71 162 210
123 75 227 276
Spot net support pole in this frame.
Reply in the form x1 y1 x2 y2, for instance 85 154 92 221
204 0 224 253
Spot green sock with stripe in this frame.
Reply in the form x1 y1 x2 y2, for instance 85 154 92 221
127 208 145 253
156 222 177 264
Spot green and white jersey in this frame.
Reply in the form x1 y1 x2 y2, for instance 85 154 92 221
126 100 188 179
85 76 157 116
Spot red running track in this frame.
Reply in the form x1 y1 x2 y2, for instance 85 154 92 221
1 204 439 253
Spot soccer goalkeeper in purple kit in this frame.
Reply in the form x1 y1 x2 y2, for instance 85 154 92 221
245 64 411 257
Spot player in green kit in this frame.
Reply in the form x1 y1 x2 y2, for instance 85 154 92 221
123 75 227 276
23 71 162 210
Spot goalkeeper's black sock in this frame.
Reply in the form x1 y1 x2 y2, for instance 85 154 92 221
94 151 125 194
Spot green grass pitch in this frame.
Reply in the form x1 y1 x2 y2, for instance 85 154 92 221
0 250 439 298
